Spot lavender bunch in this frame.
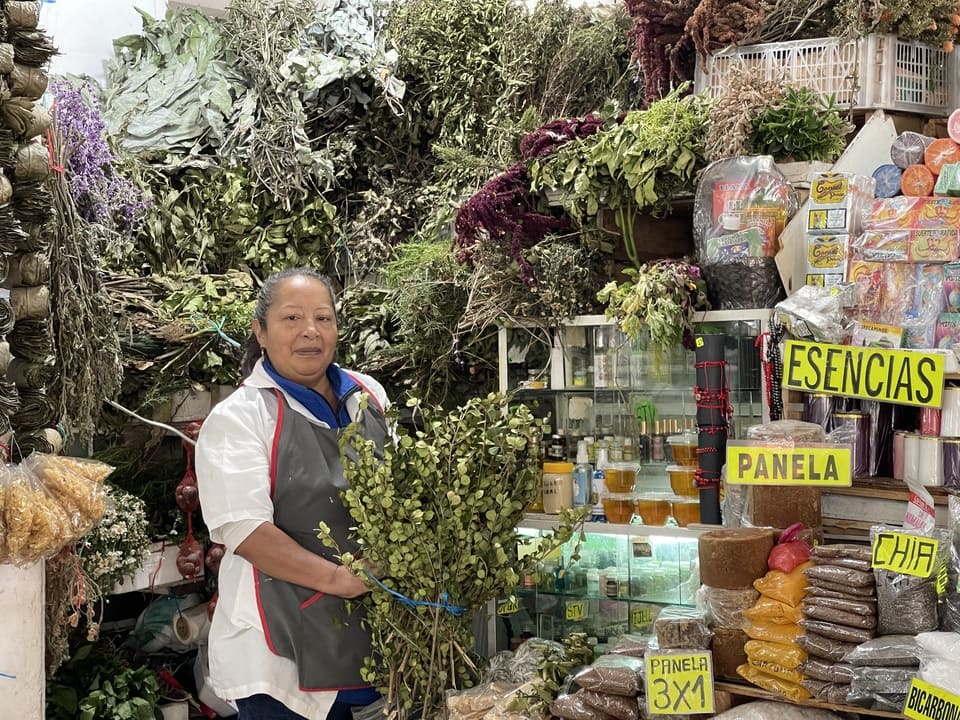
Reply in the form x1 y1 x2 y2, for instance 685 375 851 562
51 80 149 233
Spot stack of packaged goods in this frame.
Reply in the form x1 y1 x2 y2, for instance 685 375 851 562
804 172 875 288
696 528 773 679
737 556 816 701
795 545 877 704
551 638 647 720
843 636 920 712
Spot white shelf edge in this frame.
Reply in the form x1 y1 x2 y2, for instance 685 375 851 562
519 513 713 539
502 310 772 329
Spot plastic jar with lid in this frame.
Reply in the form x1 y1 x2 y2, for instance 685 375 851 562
542 461 574 513
601 492 637 524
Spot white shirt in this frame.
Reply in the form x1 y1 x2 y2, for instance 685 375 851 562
195 360 389 720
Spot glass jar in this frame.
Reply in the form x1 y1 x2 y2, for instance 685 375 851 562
542 462 575 513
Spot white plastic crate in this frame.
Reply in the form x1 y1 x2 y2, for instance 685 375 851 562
694 34 958 116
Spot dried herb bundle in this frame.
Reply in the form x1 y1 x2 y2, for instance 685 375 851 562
48 115 123 446
705 69 786 161
623 0 698 105
685 0 772 57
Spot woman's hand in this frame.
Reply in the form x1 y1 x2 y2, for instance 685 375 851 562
332 564 371 599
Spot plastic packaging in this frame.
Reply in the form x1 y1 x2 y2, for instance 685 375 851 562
744 639 807 669
802 604 876 630
744 419 826 444
872 525 950 636
749 659 804 684
742 597 804 625
768 523 812 574
579 690 640 720
711 700 845 720
798 619 874 644
754 562 816 608
942 495 960 633
608 635 648 659
736 663 811 702
804 564 875 588
798 659 854 684
917 631 960 696
843 635 919 666
774 286 854 345
698 585 759 629
804 579 877 598
693 156 798 261
802 597 875 619
846 666 918 711
447 681 520 720
797 633 860 662
743 619 803 645
509 638 565 683
810 544 872 562
572 656 644 697
800 680 852 705
550 692 614 720
654 606 712 650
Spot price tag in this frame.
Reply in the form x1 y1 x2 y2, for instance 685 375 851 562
645 652 715 715
565 600 586 622
872 531 939 578
904 677 960 720
497 597 519 616
631 606 654 630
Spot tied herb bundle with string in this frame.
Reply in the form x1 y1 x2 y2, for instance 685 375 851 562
9 318 54 362
328 393 584 720
48 85 124 446
0 296 15 335
0 381 21 434
12 386 58 431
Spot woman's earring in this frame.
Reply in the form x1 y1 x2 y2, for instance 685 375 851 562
260 346 265 357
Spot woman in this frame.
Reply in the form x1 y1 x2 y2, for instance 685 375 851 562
196 268 389 720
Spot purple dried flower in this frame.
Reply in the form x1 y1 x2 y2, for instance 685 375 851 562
51 79 150 232
519 114 606 160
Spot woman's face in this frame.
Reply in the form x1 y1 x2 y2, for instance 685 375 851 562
253 275 338 389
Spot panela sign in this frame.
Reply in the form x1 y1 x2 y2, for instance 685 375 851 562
782 340 944 408
726 442 852 487
645 652 715 715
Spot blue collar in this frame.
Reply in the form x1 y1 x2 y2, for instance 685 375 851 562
263 357 359 428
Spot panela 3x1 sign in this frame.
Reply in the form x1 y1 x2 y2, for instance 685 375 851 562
782 340 944 408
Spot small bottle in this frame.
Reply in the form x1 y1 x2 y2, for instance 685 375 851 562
573 440 592 507
637 421 651 464
652 420 666 462
593 327 611 388
584 435 596 464
623 437 634 462
591 447 609 522
610 435 624 463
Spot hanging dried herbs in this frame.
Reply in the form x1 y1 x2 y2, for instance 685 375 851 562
623 0 698 105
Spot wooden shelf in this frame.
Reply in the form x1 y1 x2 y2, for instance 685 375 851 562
825 478 955 505
715 680 906 719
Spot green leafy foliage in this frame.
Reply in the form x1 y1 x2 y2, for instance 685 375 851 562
748 87 853 163
329 393 585 720
530 88 711 223
47 641 161 720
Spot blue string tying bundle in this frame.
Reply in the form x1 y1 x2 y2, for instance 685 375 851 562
363 571 468 617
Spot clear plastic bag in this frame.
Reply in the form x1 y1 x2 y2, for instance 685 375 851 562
798 619 874 644
510 638 565 683
811 544 872 563
744 420 825 443
797 633 859 663
2 462 74 565
744 639 808 669
804 578 876 598
872 525 950 636
712 700 845 720
774 285 854 345
943 495 960 632
654 606 712 650
846 666 917 711
742 597 804 625
550 692 614 720
698 586 759 629
572 656 643 697
22 452 110 540
804 564 875 588
754 562 815 608
447 681 521 720
800 680 851 705
802 604 876 630
802 597 875 618
798 659 854 684
917 631 960 696
608 635 648 659
736 663 812 702
693 155 798 261
579 690 640 720
842 635 919 667
806 586 874 602
743 620 803 645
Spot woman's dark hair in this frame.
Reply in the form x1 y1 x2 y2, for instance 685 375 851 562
240 268 339 376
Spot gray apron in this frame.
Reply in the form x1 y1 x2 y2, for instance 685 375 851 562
254 385 388 690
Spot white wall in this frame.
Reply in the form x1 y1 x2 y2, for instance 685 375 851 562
40 0 168 84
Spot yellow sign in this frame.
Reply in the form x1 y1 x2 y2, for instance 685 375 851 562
497 597 519 616
872 531 940 578
631 606 655 630
783 340 944 408
904 677 960 720
727 443 852 487
565 600 586 622
645 652 715 716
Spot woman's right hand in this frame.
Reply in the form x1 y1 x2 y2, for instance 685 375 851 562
333 564 370 599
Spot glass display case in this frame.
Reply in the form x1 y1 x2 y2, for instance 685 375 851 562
498 311 771 481
490 519 705 654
